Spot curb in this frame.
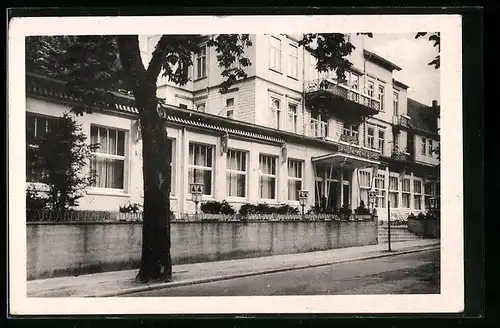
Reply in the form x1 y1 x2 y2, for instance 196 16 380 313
95 244 440 297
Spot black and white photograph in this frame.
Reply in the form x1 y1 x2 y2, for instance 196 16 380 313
8 14 463 315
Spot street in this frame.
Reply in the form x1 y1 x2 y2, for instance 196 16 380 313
125 248 440 296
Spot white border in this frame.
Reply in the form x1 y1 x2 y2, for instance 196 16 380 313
8 14 463 315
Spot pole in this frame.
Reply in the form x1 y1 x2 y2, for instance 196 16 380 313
195 200 198 221
301 205 305 220
387 200 391 251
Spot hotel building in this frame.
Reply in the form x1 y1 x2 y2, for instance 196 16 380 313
26 34 440 221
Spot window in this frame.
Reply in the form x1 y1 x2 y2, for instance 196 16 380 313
351 75 359 90
259 154 277 199
424 181 436 209
359 170 371 206
367 127 375 149
413 180 422 210
288 159 303 201
428 139 433 156
226 149 247 198
195 103 206 112
288 43 298 78
421 137 427 155
179 103 188 109
367 80 375 98
394 132 400 151
343 124 359 139
196 45 207 79
389 176 399 208
188 142 214 196
393 91 399 116
375 173 386 208
225 97 235 119
402 178 411 208
378 85 385 111
26 114 59 182
287 102 298 133
269 97 281 129
90 126 126 190
378 130 385 154
270 36 281 72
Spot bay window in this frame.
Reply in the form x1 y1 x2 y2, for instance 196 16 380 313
259 154 277 200
270 36 281 72
402 178 411 208
287 102 298 133
388 176 399 208
375 173 386 208
288 159 303 201
288 43 298 78
90 126 126 190
269 97 281 129
358 170 371 206
196 45 207 79
26 114 59 182
413 180 422 210
226 149 247 198
188 142 214 196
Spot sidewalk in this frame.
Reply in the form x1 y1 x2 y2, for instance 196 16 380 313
27 239 440 298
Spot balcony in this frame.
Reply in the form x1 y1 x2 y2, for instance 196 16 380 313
390 148 412 162
309 119 328 139
304 78 380 119
339 134 359 145
392 115 411 130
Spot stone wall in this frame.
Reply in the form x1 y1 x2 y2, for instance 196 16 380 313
27 219 378 280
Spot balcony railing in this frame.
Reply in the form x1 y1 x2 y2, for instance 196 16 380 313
309 119 328 138
392 115 410 128
304 78 381 112
339 134 359 145
391 148 411 162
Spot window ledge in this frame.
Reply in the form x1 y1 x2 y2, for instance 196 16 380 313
269 68 283 75
87 189 131 197
193 76 208 82
287 75 299 81
226 197 249 203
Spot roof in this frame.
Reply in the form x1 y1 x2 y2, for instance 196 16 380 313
363 49 402 71
407 98 440 137
393 79 409 90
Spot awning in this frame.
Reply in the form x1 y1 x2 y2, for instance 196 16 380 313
312 152 381 170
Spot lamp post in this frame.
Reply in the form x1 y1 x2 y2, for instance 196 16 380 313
189 182 204 220
298 190 309 220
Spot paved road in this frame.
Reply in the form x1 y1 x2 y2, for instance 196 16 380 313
126 249 439 296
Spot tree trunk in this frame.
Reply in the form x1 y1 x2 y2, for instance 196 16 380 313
134 88 172 283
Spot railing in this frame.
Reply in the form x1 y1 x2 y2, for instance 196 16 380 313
392 115 410 128
304 78 381 111
391 148 411 161
26 209 375 223
340 134 359 145
309 119 328 138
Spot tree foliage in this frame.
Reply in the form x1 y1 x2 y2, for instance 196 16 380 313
415 32 440 69
27 113 96 212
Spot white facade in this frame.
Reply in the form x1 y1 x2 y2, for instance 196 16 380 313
26 34 440 221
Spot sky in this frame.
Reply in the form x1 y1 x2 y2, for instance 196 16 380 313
363 33 440 106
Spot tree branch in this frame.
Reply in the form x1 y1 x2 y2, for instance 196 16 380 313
146 35 171 82
116 35 147 89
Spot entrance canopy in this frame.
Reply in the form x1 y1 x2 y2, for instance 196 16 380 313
312 152 381 170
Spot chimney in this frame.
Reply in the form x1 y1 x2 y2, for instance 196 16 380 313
432 100 438 108
431 100 440 133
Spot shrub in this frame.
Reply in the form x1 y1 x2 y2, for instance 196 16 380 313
354 200 371 215
407 213 417 220
26 185 48 212
200 200 236 215
238 203 299 216
119 202 142 213
417 212 427 220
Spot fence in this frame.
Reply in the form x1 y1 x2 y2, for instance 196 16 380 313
26 209 375 223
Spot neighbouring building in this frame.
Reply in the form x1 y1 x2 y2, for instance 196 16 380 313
25 34 440 221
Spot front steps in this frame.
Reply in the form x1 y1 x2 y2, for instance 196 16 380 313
377 225 423 243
